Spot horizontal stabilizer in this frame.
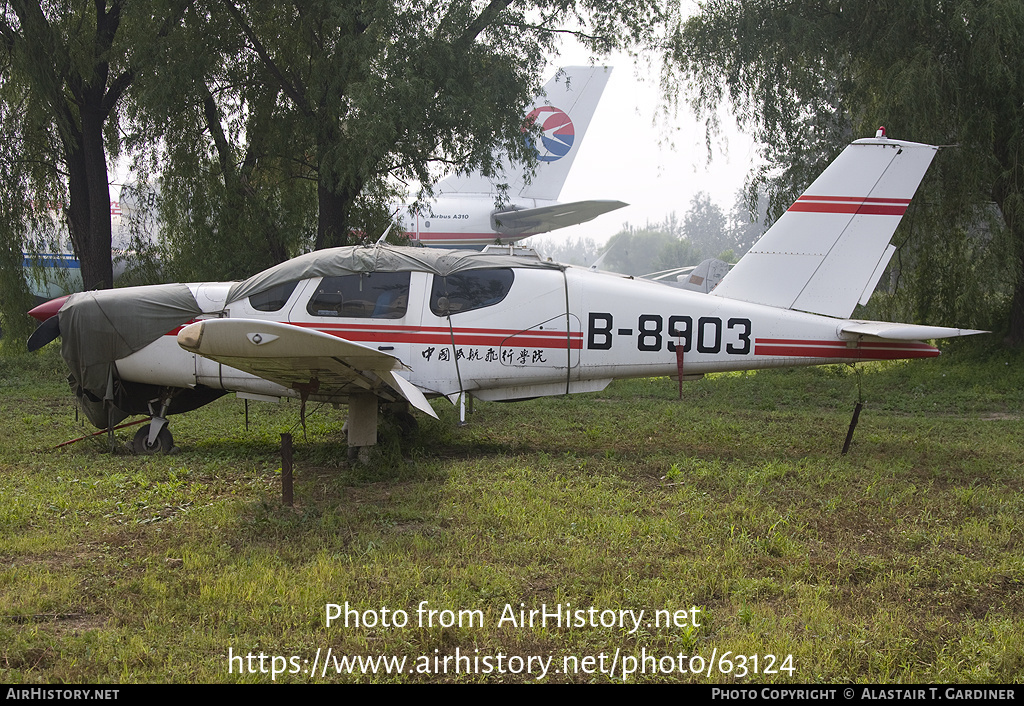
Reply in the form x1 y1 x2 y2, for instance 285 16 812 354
492 199 627 236
840 321 988 341
713 137 939 318
642 265 698 281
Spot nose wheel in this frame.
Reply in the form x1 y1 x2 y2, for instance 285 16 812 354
133 423 174 454
132 393 177 455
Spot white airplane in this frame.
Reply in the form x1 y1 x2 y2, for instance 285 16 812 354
30 132 983 457
404 65 626 247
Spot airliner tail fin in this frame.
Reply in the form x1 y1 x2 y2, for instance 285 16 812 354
436 66 612 201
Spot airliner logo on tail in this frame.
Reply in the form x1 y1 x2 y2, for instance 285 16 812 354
526 106 575 162
404 66 627 248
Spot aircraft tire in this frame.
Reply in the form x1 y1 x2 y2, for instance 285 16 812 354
133 424 174 455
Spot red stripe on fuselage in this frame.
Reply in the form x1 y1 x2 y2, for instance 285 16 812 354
305 322 582 349
167 321 583 350
405 231 501 240
754 337 938 360
167 319 201 336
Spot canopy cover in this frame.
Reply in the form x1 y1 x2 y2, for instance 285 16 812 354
227 245 565 303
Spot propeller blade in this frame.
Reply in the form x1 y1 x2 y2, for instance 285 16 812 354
27 315 61 352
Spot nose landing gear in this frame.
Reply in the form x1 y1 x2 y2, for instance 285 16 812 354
132 394 176 455
133 423 175 454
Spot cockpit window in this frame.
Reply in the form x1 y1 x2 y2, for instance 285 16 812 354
306 272 410 318
249 281 299 312
430 269 514 316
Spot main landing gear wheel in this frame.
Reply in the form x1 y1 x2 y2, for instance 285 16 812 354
133 424 174 454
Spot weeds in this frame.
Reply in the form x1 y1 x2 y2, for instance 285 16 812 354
1 351 1023 681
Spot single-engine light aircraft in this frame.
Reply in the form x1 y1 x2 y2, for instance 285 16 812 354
30 133 983 456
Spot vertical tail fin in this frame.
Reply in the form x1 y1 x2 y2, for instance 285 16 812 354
436 66 612 200
711 136 938 318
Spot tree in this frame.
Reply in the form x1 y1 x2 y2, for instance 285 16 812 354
524 235 603 267
0 1 191 343
601 219 703 276
669 0 1024 343
683 192 737 258
216 0 662 251
726 187 768 259
0 1 190 290
2 0 664 342
125 1 318 282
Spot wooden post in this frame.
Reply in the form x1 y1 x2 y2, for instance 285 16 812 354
675 344 685 400
841 402 863 456
281 433 293 506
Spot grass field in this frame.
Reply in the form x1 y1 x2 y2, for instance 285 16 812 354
1 345 1022 683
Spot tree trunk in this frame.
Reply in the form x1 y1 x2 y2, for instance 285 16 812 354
65 108 115 291
316 178 354 250
315 133 362 250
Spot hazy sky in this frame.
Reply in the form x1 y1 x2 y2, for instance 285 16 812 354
529 45 761 250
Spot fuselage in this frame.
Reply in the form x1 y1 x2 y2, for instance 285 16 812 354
402 195 550 248
114 261 938 406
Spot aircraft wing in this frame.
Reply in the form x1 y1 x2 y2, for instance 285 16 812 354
491 199 627 236
176 319 437 418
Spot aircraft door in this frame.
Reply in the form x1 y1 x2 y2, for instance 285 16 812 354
413 267 578 396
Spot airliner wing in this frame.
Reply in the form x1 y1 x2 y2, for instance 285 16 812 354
176 319 437 417
491 199 627 236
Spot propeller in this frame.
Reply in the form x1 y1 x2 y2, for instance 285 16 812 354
26 295 69 352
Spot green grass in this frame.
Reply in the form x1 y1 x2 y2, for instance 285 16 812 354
1 346 1023 682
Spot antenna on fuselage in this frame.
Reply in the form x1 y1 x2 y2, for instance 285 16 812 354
374 208 404 246
375 223 395 246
